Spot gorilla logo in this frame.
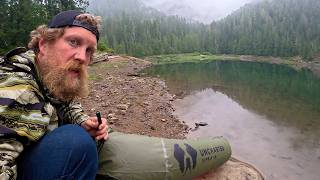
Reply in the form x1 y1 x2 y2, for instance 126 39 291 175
174 143 198 175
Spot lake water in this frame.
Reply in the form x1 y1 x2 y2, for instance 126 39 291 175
143 61 320 180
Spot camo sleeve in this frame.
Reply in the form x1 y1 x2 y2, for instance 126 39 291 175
0 73 49 141
59 101 89 125
0 65 49 179
0 138 23 180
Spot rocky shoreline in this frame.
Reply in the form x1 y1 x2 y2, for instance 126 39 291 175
239 55 320 78
80 55 187 139
80 54 264 180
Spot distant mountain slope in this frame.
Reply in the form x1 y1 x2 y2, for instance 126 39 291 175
87 0 163 19
88 0 208 57
141 0 257 24
88 0 257 24
215 0 320 58
141 0 204 23
88 0 320 60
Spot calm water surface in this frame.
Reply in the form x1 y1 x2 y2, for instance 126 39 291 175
144 61 320 180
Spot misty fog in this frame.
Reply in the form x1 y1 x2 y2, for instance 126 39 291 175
142 0 257 23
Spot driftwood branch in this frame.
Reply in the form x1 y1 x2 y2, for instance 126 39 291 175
90 53 109 65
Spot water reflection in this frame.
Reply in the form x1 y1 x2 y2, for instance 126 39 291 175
174 89 320 180
143 61 320 180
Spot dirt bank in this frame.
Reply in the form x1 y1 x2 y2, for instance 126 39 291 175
80 55 187 139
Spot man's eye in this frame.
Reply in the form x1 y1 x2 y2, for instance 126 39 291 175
86 48 93 55
69 39 79 47
87 48 97 56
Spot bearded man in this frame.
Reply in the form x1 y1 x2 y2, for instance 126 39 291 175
0 10 108 180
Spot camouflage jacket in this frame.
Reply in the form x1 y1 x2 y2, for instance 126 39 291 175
0 47 89 179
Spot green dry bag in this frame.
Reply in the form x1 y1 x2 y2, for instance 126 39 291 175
97 131 231 180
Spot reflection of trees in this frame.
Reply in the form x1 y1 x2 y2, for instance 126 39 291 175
144 61 320 142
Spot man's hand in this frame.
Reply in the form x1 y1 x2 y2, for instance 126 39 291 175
81 116 108 140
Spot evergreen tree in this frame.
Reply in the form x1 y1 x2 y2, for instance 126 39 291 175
0 0 89 54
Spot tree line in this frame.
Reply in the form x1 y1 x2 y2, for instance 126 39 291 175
1 0 320 60
95 0 320 60
100 14 209 57
215 0 320 59
0 0 88 54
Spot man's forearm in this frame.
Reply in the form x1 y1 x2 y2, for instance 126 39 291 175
0 138 24 180
59 101 89 125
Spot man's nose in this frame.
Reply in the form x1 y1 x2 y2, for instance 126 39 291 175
74 48 89 64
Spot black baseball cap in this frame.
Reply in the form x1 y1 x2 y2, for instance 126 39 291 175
48 10 99 41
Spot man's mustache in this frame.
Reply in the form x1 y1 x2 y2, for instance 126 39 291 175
64 60 86 74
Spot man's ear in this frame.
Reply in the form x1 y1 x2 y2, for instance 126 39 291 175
38 38 47 57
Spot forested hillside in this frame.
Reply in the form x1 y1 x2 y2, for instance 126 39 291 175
215 0 320 59
90 0 320 59
88 0 209 57
0 0 88 54
1 0 319 60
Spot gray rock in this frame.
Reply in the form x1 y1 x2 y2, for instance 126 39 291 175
116 104 129 110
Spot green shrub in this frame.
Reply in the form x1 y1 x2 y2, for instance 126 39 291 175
98 41 115 54
98 41 108 51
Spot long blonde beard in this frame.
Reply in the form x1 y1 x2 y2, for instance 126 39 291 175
38 56 89 102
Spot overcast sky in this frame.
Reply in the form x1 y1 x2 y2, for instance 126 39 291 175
142 0 257 23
